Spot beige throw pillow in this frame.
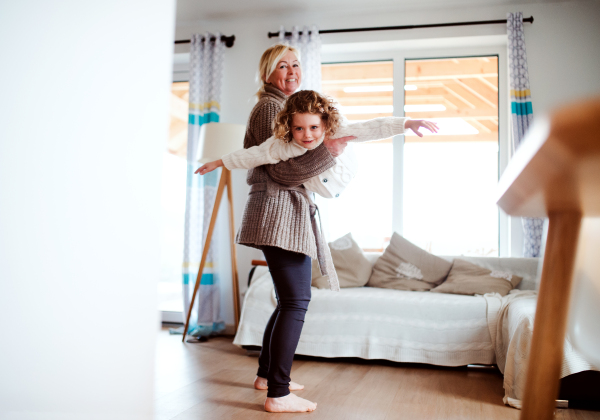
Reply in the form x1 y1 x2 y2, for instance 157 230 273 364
366 232 452 291
431 258 523 296
311 233 372 289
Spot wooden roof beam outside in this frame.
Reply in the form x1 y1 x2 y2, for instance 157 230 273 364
406 109 499 118
404 133 498 142
478 76 499 92
443 84 477 109
322 78 393 85
406 73 498 81
469 119 493 133
405 59 497 79
455 78 498 109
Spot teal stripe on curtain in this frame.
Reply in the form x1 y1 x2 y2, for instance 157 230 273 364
511 102 533 115
182 273 215 286
188 112 220 125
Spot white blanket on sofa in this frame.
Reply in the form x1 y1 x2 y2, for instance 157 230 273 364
234 268 496 367
484 291 599 409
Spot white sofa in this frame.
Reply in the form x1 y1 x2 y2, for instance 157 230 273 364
233 253 539 367
486 289 599 408
233 252 600 407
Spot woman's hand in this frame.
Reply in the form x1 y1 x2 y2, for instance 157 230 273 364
194 159 224 175
405 120 439 137
323 135 356 157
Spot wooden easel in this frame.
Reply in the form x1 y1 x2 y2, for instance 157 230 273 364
182 167 241 343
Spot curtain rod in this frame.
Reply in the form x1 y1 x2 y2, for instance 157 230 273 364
268 16 533 38
174 35 235 48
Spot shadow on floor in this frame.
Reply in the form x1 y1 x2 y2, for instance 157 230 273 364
207 398 264 413
203 377 255 390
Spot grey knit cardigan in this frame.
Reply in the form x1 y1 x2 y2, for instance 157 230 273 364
236 84 336 270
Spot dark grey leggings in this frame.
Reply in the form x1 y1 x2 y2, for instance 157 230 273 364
257 245 312 398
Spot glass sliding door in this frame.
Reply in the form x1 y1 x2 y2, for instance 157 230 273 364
403 56 499 256
320 61 394 251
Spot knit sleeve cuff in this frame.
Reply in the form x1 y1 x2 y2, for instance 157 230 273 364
389 117 410 135
221 153 236 170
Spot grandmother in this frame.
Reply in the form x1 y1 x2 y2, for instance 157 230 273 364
237 44 354 413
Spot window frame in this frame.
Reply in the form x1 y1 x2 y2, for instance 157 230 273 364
321 42 521 257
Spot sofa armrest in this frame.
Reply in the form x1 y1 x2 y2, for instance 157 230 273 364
248 260 268 287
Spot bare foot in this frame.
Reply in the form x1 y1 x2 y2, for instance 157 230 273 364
264 393 317 413
253 376 304 391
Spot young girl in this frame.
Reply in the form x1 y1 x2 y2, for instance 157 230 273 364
195 90 438 185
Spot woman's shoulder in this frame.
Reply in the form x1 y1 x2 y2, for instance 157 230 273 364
253 94 284 115
252 86 285 113
249 97 283 128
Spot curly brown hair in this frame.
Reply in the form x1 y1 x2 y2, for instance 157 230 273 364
273 90 342 143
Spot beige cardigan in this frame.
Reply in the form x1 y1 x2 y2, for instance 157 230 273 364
236 84 340 290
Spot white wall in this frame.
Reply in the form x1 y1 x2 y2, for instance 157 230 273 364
0 1 175 419
174 0 600 322
177 0 600 119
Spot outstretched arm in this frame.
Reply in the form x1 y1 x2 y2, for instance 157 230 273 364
226 136 308 170
336 117 438 143
195 136 309 175
337 117 409 142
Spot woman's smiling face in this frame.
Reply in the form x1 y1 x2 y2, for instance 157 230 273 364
266 50 301 96
290 113 324 150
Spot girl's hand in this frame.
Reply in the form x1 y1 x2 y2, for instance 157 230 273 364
405 120 439 137
194 159 223 175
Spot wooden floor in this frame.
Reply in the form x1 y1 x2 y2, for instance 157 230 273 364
155 327 600 420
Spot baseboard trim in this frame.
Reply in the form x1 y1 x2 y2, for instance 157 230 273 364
159 313 236 336
161 311 183 324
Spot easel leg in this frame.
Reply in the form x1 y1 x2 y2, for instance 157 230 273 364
182 170 228 343
225 169 241 332
520 211 581 419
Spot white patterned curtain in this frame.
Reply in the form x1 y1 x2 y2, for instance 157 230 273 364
507 13 543 258
180 33 226 336
279 25 322 92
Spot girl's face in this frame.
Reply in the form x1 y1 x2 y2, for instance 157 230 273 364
290 113 324 150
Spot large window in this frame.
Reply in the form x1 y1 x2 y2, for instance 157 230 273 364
319 56 500 256
319 61 394 250
403 57 499 256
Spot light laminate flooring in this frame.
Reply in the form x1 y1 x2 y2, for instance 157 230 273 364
155 327 600 420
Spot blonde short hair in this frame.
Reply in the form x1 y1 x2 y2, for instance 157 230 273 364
257 44 301 98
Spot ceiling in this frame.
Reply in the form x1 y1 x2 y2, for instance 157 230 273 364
176 0 555 23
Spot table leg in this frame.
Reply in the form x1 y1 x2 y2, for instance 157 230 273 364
520 211 581 419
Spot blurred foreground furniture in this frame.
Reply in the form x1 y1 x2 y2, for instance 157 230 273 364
497 98 600 419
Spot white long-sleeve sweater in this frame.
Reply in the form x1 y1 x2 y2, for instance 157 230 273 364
222 117 409 195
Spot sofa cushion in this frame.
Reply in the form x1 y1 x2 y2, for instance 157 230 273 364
366 232 452 291
312 233 373 289
431 258 523 296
